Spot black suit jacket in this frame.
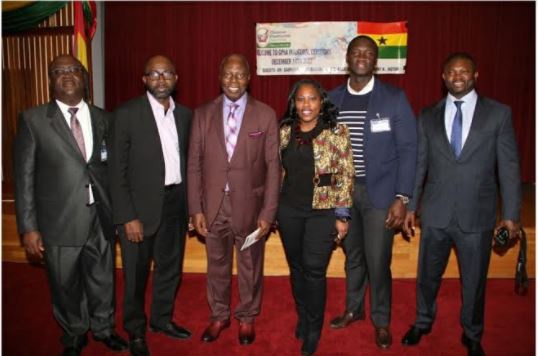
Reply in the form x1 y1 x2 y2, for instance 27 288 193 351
109 95 192 235
14 101 114 246
409 96 521 232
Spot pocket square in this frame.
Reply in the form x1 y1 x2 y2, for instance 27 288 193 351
248 131 264 138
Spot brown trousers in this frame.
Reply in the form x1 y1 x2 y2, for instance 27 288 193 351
205 195 265 323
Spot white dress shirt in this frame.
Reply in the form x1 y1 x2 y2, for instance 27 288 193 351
56 99 94 203
147 91 182 186
444 89 478 147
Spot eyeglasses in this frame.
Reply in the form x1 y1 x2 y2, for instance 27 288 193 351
145 70 176 80
50 66 83 76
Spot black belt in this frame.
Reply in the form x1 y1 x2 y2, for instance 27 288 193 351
313 174 335 187
164 184 180 191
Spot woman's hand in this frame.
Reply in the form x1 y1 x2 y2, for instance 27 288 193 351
334 219 349 243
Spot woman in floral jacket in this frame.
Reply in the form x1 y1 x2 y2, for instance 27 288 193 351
277 79 355 355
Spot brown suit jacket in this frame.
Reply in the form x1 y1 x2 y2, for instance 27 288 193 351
187 95 281 236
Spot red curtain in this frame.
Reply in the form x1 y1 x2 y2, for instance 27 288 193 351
104 1 535 182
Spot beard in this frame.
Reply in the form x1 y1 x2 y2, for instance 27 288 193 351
146 85 174 100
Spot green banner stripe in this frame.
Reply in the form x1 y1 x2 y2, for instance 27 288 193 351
378 46 407 59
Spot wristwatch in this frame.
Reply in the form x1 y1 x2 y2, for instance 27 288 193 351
395 194 410 205
336 216 351 223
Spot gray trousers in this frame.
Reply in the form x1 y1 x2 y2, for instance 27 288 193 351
414 222 492 341
342 182 394 328
44 206 115 348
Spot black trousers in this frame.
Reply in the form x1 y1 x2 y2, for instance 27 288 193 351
44 205 115 348
341 182 394 327
414 222 492 341
119 184 187 337
277 200 335 353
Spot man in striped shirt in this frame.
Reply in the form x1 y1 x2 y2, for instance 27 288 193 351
328 35 417 350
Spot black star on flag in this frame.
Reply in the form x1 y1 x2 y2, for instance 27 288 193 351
377 36 387 45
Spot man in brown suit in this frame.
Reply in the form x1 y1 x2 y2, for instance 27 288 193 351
187 54 280 345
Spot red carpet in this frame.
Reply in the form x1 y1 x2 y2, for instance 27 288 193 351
2 262 534 355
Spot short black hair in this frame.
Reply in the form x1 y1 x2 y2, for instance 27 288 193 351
346 35 378 56
443 52 477 72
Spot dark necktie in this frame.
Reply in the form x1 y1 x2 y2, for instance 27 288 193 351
450 100 463 158
68 107 87 160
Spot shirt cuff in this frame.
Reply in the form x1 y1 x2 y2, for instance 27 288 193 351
335 207 351 219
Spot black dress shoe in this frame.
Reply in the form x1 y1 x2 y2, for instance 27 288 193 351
301 333 320 355
401 325 431 346
94 332 128 352
329 311 365 329
61 347 82 356
62 335 88 356
375 327 392 349
129 336 150 356
461 333 485 356
149 322 192 339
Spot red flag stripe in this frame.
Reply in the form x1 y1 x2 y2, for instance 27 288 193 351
357 21 407 34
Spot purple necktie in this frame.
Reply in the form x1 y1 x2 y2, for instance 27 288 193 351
68 107 86 160
225 103 239 160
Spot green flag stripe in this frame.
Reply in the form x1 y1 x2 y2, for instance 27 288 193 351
378 46 407 59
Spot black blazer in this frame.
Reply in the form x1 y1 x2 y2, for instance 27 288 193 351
409 96 521 232
109 95 192 235
14 101 114 246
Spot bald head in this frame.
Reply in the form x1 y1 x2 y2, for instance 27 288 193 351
219 54 251 102
144 55 176 74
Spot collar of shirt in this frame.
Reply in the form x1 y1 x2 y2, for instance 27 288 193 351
56 99 85 122
444 89 478 145
347 76 374 95
223 93 248 119
147 91 176 117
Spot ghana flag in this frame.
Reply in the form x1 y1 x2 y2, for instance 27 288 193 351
73 1 97 70
357 21 407 74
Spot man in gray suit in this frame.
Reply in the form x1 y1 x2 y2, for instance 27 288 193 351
13 55 127 356
401 52 521 356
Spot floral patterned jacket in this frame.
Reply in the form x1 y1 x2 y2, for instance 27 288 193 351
280 123 355 210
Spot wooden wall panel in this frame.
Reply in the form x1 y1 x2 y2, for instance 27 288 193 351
3 186 535 279
2 2 74 187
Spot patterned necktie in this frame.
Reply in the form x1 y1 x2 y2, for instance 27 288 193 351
225 103 239 161
450 100 463 158
68 107 86 160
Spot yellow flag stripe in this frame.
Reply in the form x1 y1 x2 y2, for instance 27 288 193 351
76 33 88 69
360 33 407 47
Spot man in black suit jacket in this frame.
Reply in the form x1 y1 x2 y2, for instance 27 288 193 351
401 53 521 356
13 55 127 356
109 55 192 356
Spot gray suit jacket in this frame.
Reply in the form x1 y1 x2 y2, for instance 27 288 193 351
109 95 192 236
409 96 521 232
14 101 113 246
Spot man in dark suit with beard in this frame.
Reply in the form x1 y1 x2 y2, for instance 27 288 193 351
109 55 192 356
401 52 521 356
14 55 127 356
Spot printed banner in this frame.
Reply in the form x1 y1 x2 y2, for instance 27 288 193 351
255 21 407 75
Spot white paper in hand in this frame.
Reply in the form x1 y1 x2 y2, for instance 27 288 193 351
240 228 261 251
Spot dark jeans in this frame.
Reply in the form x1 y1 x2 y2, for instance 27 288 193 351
277 200 335 353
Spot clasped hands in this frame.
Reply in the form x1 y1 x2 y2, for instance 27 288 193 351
192 213 270 240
